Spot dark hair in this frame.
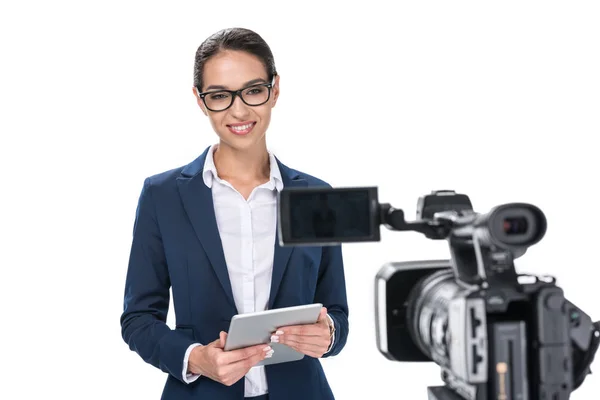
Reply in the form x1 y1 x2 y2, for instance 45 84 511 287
193 27 277 91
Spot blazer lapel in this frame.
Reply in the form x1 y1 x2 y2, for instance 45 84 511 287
268 158 308 309
176 148 237 311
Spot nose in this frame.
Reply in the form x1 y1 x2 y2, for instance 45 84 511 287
229 93 250 118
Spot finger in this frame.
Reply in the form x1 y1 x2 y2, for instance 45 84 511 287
295 344 324 358
275 324 322 337
284 341 326 358
316 307 328 322
279 335 329 351
210 336 223 348
218 331 227 348
230 344 272 372
223 343 272 364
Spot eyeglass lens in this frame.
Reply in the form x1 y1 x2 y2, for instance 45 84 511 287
205 85 270 111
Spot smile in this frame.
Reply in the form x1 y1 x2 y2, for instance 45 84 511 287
227 121 256 135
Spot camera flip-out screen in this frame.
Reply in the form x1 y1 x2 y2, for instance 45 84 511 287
278 186 380 246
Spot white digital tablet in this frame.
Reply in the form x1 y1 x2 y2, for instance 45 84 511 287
224 303 323 366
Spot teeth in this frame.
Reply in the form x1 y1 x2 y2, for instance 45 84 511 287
231 123 253 131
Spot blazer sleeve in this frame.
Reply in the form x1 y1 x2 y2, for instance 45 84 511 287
313 244 349 357
120 178 197 382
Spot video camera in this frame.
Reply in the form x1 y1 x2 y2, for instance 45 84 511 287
277 187 600 400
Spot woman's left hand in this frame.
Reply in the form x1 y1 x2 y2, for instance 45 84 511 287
271 307 332 358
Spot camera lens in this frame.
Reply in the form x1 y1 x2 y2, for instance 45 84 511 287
406 269 460 367
503 216 528 235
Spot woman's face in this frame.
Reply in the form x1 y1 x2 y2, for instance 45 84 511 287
195 50 280 152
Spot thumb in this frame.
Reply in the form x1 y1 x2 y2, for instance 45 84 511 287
218 331 227 348
211 331 227 349
317 307 328 322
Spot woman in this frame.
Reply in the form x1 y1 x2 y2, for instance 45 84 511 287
120 27 349 400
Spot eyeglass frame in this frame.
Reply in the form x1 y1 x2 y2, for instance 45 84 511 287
196 77 275 112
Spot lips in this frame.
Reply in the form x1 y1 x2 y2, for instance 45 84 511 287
227 121 256 135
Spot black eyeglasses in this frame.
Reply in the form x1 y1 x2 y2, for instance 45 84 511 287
197 80 274 112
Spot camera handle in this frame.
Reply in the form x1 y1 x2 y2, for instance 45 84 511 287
378 204 451 240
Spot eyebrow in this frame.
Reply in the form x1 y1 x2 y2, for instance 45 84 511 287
204 78 268 91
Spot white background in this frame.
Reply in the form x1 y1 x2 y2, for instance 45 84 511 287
1 1 599 399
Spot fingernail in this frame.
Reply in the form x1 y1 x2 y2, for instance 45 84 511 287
276 330 284 335
265 350 274 358
270 335 279 343
263 346 272 352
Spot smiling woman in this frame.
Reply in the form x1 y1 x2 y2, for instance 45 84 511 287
120 27 350 400
194 43 278 155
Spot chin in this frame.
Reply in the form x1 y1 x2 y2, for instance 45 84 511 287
219 132 266 152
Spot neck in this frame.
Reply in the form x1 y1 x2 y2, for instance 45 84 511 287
213 140 270 183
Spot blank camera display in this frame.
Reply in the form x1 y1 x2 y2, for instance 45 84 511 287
288 190 372 240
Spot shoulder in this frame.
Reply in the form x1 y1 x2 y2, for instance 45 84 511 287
143 165 186 189
133 166 186 206
141 147 210 193
294 168 332 188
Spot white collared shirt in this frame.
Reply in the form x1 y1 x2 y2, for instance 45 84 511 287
182 144 333 396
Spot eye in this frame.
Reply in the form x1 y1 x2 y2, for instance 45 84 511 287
209 92 229 100
245 86 265 96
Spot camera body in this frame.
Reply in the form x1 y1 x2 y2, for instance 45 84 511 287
376 260 596 400
277 187 600 400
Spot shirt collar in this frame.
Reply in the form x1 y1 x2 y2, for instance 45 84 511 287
202 143 284 192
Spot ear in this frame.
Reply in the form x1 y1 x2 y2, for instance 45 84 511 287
271 74 281 108
192 86 208 116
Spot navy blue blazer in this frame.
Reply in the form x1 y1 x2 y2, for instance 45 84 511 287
120 146 349 400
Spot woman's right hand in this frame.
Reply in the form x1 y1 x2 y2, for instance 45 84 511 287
188 331 274 386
